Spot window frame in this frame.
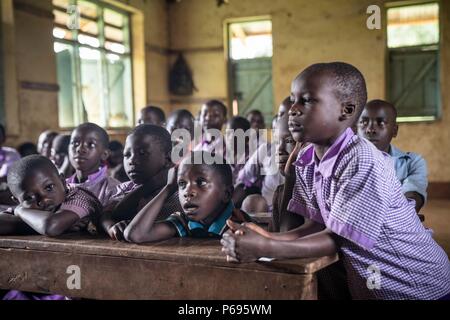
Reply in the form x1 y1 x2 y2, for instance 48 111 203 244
385 0 441 123
53 0 135 130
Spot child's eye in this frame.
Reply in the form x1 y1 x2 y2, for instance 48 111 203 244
359 119 368 126
178 180 187 188
197 178 207 187
301 97 313 104
45 184 55 192
88 142 96 148
139 150 147 156
123 152 130 158
71 141 80 147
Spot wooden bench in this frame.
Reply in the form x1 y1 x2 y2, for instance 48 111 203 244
0 234 338 300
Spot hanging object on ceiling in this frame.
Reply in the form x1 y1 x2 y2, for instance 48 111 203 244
169 53 198 96
217 0 229 7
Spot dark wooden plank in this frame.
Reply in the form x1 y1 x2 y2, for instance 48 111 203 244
0 248 317 300
0 235 338 274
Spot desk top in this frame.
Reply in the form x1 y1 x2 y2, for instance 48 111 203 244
0 234 338 275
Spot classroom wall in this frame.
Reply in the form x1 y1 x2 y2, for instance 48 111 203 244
4 0 169 145
3 0 450 186
167 0 450 184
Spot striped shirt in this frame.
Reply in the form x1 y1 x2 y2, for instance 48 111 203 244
288 128 450 300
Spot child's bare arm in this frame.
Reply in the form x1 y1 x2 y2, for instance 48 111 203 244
221 225 338 263
123 186 177 243
124 168 178 243
14 206 80 237
404 191 424 213
0 212 36 235
228 218 325 241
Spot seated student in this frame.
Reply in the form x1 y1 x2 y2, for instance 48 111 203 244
167 109 195 137
67 123 119 207
137 105 166 127
246 110 266 151
107 140 128 183
100 124 183 241
225 116 251 185
37 130 58 158
233 98 290 210
0 124 21 208
0 155 101 301
193 100 228 156
17 142 38 157
124 151 252 243
270 110 305 233
0 155 101 236
221 62 450 300
50 134 74 179
358 100 427 213
166 109 196 163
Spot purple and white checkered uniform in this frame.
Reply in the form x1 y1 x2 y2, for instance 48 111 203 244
67 166 119 207
288 128 450 300
60 186 102 219
236 143 284 209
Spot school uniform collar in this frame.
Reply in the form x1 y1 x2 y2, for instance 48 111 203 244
388 144 410 160
294 128 354 178
187 201 234 236
67 165 108 184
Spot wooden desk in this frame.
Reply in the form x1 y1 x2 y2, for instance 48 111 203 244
0 234 338 300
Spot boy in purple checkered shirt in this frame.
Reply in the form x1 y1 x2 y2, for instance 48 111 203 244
67 123 119 207
0 155 101 236
221 62 450 300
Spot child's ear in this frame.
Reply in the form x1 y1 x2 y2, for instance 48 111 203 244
223 185 234 203
340 103 356 120
101 149 110 162
164 152 173 169
393 124 399 138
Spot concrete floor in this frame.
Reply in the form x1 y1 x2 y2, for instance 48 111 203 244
423 200 450 255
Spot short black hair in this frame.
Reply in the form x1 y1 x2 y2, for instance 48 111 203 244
182 151 233 188
18 142 38 157
168 109 194 122
129 124 172 156
246 110 264 118
366 99 398 119
228 116 251 132
73 122 109 148
53 134 71 154
109 140 124 152
7 155 59 196
204 100 228 118
141 106 166 123
297 62 367 118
